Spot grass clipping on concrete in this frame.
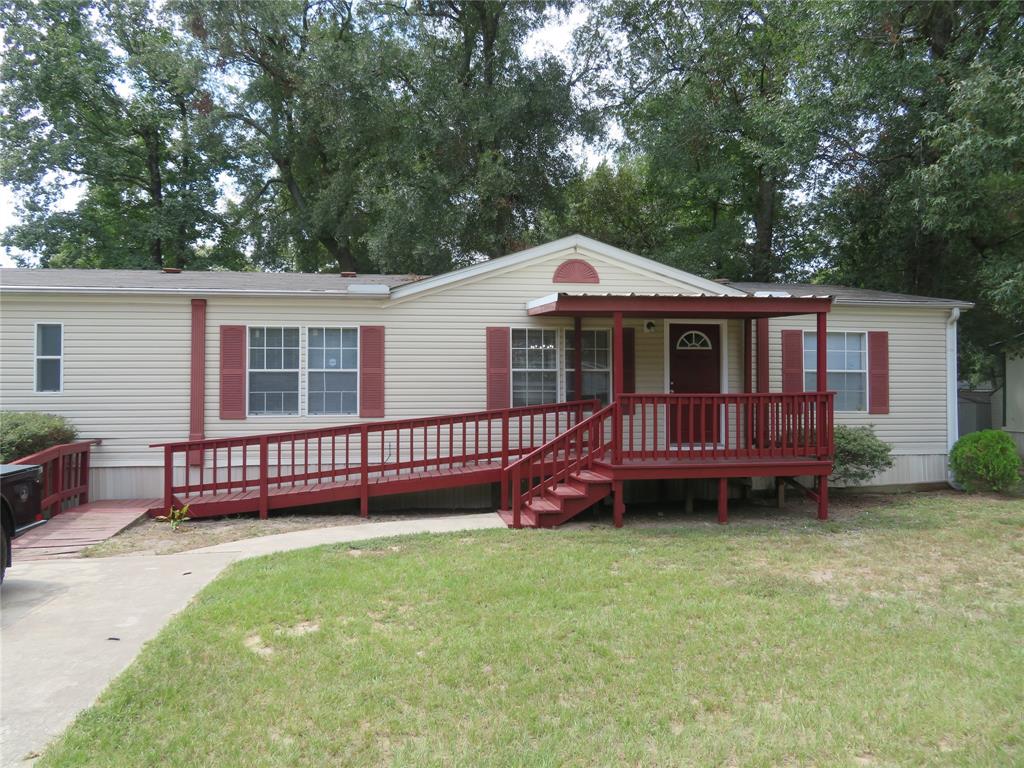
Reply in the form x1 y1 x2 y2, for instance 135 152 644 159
41 493 1023 767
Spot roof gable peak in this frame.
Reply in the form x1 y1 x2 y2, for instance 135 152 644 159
389 235 745 300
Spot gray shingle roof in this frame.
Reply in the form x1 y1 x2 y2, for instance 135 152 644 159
728 282 973 309
0 268 423 296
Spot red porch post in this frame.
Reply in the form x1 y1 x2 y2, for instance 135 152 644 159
816 311 829 521
574 316 583 401
816 312 827 392
613 312 624 400
743 318 753 393
612 311 624 465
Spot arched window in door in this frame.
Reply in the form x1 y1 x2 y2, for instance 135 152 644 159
676 330 713 350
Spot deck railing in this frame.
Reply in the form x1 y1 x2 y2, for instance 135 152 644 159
504 403 618 528
617 392 834 461
153 400 599 516
13 440 94 517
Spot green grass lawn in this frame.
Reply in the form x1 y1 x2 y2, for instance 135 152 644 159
41 493 1023 767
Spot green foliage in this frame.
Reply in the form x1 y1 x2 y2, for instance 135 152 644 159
950 430 1022 493
155 504 191 531
831 425 894 486
0 0 236 269
0 411 78 463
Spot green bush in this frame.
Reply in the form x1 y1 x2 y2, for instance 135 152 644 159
0 411 79 463
949 430 1021 493
831 425 894 485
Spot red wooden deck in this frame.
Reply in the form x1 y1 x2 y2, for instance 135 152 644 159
153 392 835 528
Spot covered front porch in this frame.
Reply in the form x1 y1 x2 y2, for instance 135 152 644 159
503 291 836 527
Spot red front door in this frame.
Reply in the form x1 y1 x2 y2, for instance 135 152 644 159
669 324 721 443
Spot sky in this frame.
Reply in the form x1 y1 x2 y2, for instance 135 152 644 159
0 7 589 269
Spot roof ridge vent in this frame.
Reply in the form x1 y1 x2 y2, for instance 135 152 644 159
340 271 357 278
161 267 182 274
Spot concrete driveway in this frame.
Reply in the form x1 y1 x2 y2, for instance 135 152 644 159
1 513 504 767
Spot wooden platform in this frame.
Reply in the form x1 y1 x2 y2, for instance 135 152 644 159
11 499 156 560
597 456 832 480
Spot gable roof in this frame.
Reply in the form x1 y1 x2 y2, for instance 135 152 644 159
729 282 974 310
388 235 748 299
0 268 421 297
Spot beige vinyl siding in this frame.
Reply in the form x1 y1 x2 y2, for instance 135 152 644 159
0 294 190 471
765 307 952 482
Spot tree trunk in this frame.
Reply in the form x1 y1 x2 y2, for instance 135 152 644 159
141 126 164 269
751 168 776 281
277 157 356 272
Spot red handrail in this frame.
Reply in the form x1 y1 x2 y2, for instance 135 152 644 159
504 403 618 529
12 440 95 517
153 401 599 516
618 392 834 461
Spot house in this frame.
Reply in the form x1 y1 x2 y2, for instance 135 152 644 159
0 236 972 526
991 335 1024 456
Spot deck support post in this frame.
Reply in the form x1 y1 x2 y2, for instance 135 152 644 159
258 436 269 520
684 481 694 514
613 480 625 528
776 477 785 508
717 477 728 524
817 475 829 520
79 447 90 505
359 426 370 518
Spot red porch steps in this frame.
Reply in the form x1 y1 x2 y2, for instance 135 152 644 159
498 468 613 528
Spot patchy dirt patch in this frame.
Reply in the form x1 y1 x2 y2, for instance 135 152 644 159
82 509 476 557
244 634 274 657
277 620 320 638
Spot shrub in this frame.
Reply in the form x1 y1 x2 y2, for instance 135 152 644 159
949 430 1022 493
831 425 894 485
0 411 79 463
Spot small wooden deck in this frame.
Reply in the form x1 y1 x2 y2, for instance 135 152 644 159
12 499 156 560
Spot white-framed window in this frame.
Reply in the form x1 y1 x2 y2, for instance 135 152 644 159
307 327 358 415
248 327 300 415
35 323 62 393
676 330 712 350
511 328 558 406
804 331 867 411
564 328 611 405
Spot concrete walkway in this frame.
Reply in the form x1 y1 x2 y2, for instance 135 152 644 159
0 513 505 767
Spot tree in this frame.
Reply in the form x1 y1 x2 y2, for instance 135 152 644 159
176 0 392 273
816 1 1024 378
590 0 834 280
359 0 593 273
0 0 234 269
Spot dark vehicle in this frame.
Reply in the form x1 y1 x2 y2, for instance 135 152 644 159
1 464 45 581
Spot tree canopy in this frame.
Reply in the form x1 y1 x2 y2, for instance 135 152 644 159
1 0 1021 378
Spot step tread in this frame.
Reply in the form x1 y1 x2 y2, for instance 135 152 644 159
525 496 561 513
548 485 587 498
571 469 614 483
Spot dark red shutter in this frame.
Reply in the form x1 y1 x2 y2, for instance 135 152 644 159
781 329 804 393
219 325 246 420
868 331 890 414
621 327 636 394
486 327 511 410
359 326 385 418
